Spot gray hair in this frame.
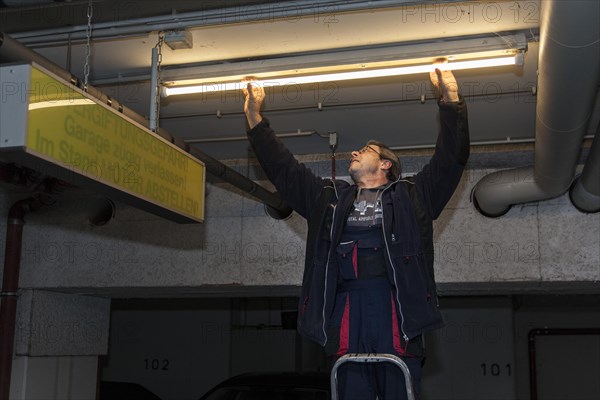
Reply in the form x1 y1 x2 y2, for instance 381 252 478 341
367 140 401 181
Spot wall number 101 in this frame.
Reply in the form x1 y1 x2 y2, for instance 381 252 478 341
481 363 511 377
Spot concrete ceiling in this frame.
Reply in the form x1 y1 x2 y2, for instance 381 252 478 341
1 0 599 161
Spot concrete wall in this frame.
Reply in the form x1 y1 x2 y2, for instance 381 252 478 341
1 144 598 399
6 290 109 400
1 145 598 296
15 290 110 357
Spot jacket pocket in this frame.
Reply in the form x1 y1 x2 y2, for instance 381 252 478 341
336 241 357 280
391 252 440 335
392 252 429 298
297 260 329 345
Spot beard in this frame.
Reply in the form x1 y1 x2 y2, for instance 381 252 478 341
348 161 378 184
348 166 361 184
348 161 360 183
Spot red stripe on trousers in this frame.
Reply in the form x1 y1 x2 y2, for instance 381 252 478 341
336 294 350 357
391 293 406 355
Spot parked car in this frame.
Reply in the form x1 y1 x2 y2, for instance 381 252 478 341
198 371 330 400
99 381 162 400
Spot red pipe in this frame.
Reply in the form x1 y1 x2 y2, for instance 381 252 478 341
0 163 20 186
0 164 75 399
0 198 34 400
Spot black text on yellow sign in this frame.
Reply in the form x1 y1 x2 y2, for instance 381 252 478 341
26 66 205 222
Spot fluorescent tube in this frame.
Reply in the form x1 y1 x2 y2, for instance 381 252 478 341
163 55 519 97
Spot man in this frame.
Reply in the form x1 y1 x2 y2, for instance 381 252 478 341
243 66 469 399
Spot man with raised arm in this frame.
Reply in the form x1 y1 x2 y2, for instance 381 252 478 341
243 66 469 399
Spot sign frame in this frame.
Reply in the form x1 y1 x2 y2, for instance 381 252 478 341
0 62 205 223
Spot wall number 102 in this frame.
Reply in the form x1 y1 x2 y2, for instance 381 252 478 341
144 358 169 371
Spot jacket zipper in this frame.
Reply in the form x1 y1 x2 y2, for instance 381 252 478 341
381 181 410 343
320 181 339 346
320 235 332 346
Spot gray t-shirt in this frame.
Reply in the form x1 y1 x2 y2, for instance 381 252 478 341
346 187 384 228
342 186 387 280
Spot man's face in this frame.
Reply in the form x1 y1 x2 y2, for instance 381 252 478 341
348 144 384 182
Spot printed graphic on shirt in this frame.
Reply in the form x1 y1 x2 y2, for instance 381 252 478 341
347 188 383 228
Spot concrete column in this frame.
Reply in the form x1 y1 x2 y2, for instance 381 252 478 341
9 290 110 400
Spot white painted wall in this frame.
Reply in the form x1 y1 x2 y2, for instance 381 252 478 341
9 356 98 400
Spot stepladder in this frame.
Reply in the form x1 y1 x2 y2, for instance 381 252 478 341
330 353 415 400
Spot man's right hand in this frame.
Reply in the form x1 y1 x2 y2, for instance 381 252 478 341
429 62 459 103
243 80 264 129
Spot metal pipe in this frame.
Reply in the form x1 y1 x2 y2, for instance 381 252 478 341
187 129 593 151
392 137 537 151
0 165 68 399
10 0 443 45
473 0 600 217
0 32 74 83
185 130 318 144
149 47 160 133
528 328 600 400
155 86 540 124
569 122 600 213
187 146 291 218
0 32 291 217
0 163 18 184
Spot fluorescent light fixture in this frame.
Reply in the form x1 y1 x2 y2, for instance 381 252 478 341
28 98 95 111
162 33 527 97
163 56 520 96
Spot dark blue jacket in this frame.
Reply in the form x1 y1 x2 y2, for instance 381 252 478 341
247 99 469 346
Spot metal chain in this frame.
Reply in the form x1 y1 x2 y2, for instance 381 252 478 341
153 32 165 131
83 0 93 91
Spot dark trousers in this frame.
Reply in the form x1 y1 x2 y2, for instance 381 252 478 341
327 278 423 399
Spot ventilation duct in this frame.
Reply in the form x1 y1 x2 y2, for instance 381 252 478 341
569 124 600 213
473 0 600 217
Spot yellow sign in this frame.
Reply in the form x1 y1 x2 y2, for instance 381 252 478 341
25 66 204 222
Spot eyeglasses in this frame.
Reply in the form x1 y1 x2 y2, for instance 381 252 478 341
357 145 382 157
